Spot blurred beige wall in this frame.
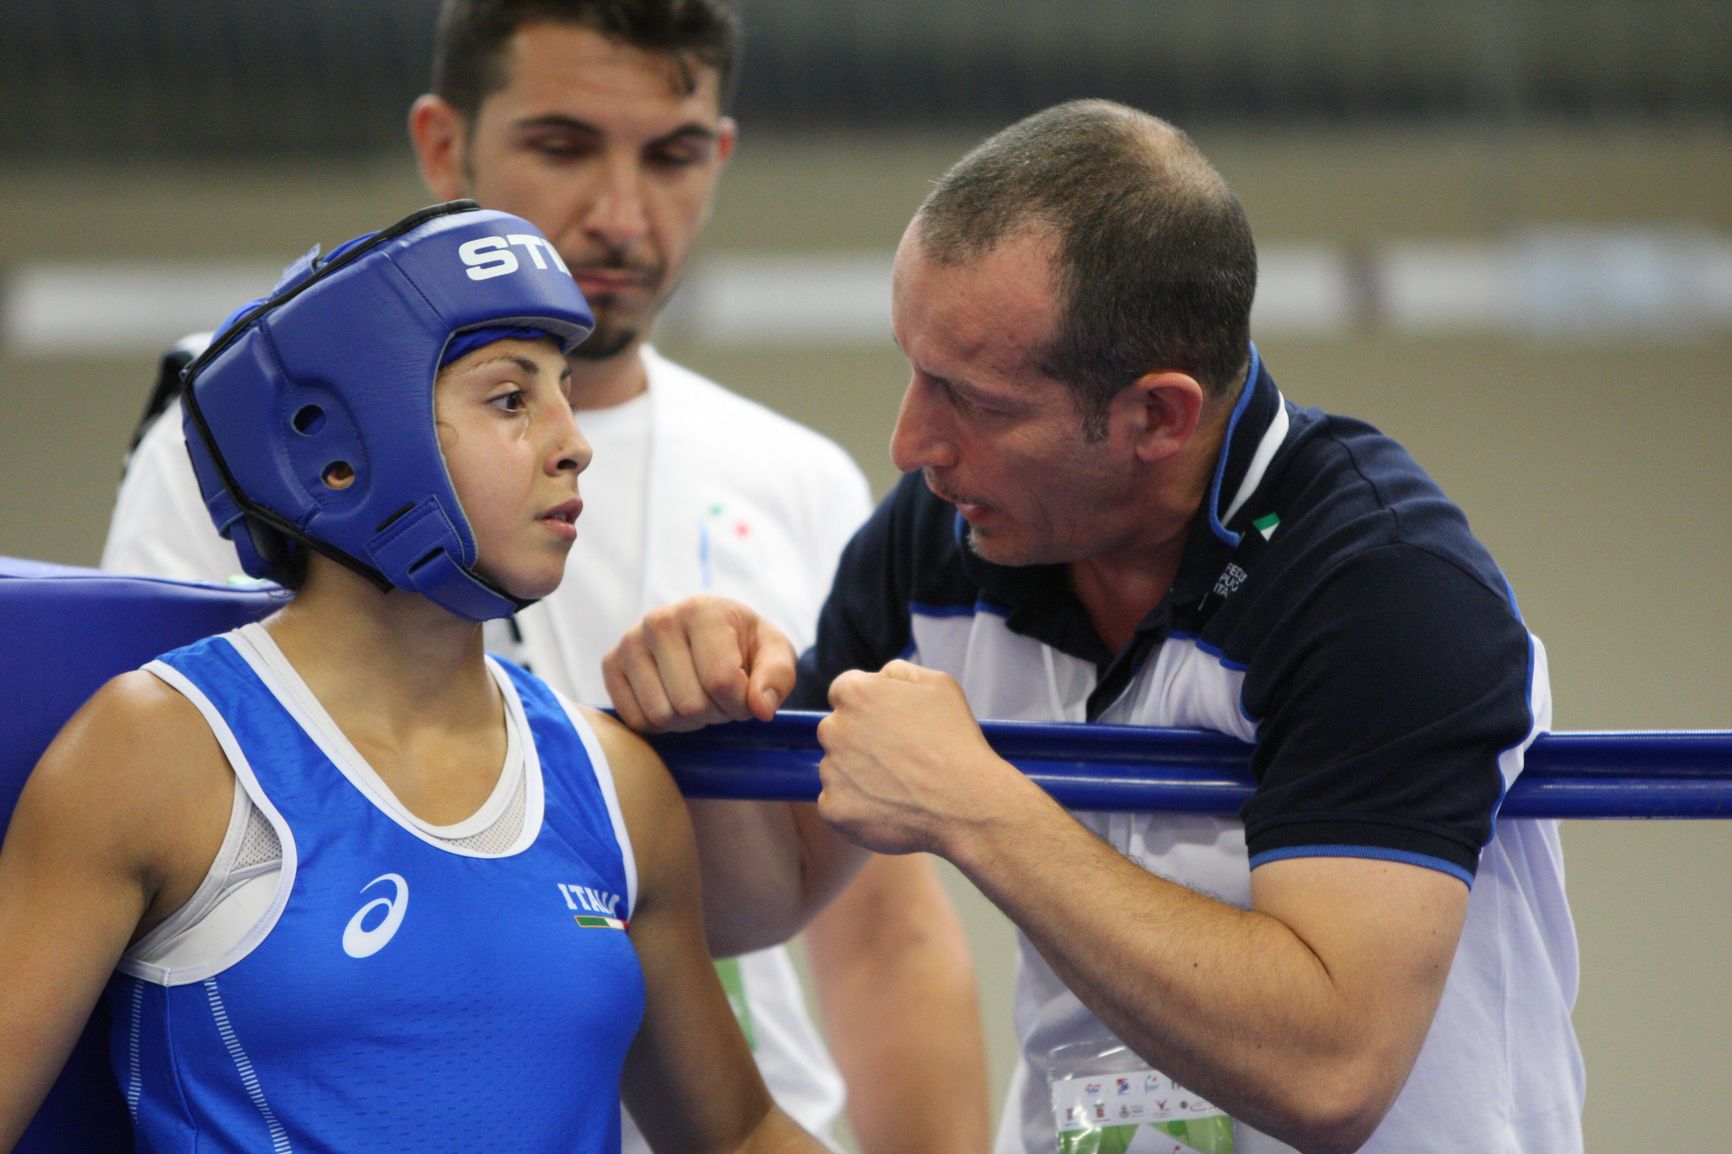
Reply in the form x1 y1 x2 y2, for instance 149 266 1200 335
3 125 1729 1147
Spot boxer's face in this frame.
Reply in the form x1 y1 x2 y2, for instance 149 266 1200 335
888 225 1155 570
435 336 590 602
415 23 735 363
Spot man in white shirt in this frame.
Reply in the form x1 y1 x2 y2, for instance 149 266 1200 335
101 3 989 1151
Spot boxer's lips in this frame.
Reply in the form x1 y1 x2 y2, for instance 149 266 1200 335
538 498 583 540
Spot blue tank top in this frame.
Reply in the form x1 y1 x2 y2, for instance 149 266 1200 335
108 627 646 1153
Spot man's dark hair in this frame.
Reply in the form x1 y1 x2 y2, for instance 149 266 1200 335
916 100 1257 436
432 0 742 119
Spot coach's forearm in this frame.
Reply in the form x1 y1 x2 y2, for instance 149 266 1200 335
940 775 1460 1154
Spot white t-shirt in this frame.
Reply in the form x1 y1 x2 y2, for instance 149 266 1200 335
101 345 874 1151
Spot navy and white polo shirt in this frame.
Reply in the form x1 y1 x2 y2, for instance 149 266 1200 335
793 347 1584 1153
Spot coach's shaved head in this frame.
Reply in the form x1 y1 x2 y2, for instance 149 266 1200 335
916 99 1257 431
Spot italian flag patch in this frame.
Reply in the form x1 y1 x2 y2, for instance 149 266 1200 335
574 915 627 930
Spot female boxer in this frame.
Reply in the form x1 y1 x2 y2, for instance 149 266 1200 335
0 203 824 1154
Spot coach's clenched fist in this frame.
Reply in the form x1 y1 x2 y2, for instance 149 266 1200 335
815 660 1046 857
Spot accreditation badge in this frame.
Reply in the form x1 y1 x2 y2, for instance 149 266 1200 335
1049 1043 1233 1154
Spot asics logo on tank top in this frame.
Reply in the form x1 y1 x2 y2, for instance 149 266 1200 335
458 234 571 281
342 873 410 958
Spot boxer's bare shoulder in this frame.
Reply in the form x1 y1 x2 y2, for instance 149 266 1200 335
17 669 236 935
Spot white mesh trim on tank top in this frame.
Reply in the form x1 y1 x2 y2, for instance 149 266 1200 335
232 742 528 866
128 704 529 972
232 802 283 870
232 745 526 862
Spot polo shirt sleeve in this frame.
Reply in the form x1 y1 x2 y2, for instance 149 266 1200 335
1239 542 1541 885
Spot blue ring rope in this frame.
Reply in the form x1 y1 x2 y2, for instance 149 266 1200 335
650 713 1732 819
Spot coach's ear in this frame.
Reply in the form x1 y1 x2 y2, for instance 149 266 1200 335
1120 371 1207 465
408 95 469 202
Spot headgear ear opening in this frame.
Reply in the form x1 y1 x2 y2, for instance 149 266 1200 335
181 201 595 621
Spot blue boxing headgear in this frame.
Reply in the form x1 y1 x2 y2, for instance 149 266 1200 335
181 200 594 621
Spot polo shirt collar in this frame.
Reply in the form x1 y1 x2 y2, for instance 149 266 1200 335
1170 343 1288 608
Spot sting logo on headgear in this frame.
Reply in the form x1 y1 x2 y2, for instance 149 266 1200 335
459 233 571 281
179 200 595 621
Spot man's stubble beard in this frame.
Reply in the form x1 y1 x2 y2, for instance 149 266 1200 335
569 321 639 360
569 268 680 361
